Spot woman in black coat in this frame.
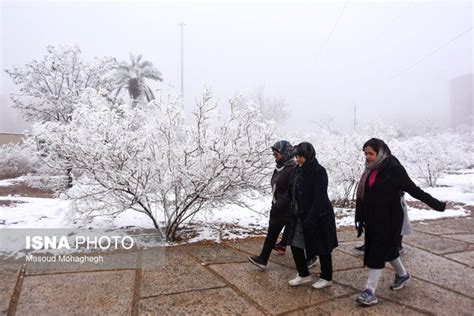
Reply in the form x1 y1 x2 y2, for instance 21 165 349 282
248 140 296 269
354 138 446 306
287 142 338 289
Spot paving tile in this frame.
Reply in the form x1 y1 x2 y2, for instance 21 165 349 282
185 243 248 264
443 234 474 244
209 262 353 314
335 268 474 315
335 241 366 258
331 249 364 271
336 228 362 243
437 217 474 233
400 246 474 296
16 271 134 315
444 250 474 267
412 222 468 235
403 231 471 255
226 238 264 255
303 249 363 274
0 266 19 313
140 248 224 297
332 242 474 299
288 295 425 315
225 238 296 268
139 287 263 315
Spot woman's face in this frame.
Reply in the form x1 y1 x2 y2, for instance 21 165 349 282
272 151 282 162
295 155 306 166
364 146 377 165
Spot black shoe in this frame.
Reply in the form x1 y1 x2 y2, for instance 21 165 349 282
354 244 365 255
306 256 318 268
248 256 267 269
390 272 410 290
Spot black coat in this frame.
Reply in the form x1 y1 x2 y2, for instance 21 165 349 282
356 156 445 269
269 160 296 226
289 159 338 256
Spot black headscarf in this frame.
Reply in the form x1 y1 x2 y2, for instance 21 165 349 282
293 142 318 167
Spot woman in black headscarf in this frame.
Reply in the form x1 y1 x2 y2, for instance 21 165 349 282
354 138 446 306
287 142 338 289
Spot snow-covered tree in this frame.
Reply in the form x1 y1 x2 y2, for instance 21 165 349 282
400 131 472 187
113 53 163 106
5 45 117 123
36 88 274 241
241 86 289 125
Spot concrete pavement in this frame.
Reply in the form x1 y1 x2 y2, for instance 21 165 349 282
1 215 473 315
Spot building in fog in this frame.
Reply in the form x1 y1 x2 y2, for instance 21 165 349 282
449 74 473 128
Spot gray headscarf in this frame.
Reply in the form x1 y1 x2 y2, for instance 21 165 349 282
356 139 391 202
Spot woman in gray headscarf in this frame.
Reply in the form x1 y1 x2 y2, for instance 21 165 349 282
248 140 296 269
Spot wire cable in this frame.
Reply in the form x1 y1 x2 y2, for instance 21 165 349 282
390 26 472 79
314 0 351 66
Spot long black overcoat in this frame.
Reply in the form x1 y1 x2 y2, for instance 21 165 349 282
289 159 338 257
356 156 445 269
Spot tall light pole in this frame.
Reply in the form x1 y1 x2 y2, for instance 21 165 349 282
353 102 357 131
178 22 185 100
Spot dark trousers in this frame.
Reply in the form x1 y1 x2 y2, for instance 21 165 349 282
259 222 285 262
318 254 333 281
291 246 310 277
291 246 333 280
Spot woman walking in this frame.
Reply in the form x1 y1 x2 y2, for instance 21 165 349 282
354 138 446 306
287 142 338 289
248 140 296 268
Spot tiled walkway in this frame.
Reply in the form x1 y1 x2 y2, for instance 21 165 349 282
2 215 473 315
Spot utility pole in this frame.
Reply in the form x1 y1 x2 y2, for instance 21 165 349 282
178 22 185 100
353 103 357 131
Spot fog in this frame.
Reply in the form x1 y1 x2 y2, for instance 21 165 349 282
1 0 472 133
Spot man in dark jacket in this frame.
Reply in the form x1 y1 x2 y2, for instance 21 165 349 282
248 140 296 269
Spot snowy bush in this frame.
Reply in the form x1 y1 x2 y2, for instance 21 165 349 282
36 88 275 241
400 131 473 187
0 138 42 180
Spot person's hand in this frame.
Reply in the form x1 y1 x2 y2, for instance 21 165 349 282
437 202 447 212
355 221 364 237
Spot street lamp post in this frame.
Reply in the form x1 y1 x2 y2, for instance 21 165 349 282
178 22 185 100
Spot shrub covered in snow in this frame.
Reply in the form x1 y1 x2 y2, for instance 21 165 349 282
0 139 41 180
36 88 275 241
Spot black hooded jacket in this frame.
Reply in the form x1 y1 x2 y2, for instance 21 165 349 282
269 140 296 225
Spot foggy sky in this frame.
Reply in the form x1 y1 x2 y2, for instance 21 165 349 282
1 0 472 133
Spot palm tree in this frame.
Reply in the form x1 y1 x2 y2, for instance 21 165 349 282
114 53 163 104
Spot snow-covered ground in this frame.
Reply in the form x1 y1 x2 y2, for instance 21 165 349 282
0 169 471 258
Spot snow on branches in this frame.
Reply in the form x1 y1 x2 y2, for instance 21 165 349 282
36 89 275 241
5 45 117 123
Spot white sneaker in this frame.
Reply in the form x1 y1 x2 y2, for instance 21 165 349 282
288 275 312 286
312 278 332 289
